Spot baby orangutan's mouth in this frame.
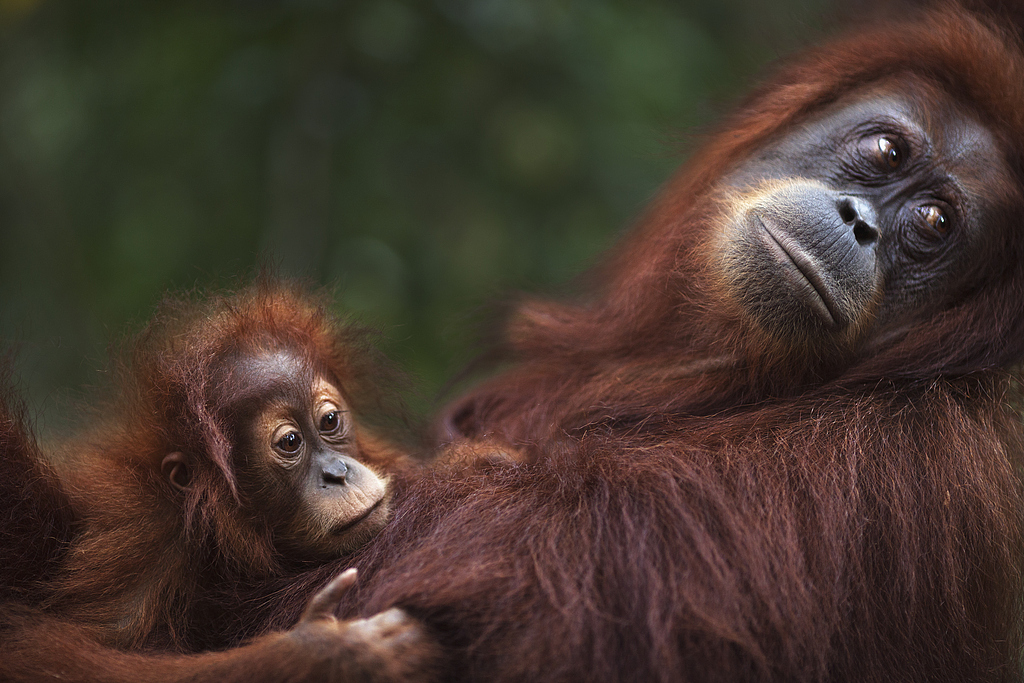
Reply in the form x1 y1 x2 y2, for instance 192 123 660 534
331 496 384 536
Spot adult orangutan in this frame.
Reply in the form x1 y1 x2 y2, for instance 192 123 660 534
4 5 1024 683
311 8 1024 682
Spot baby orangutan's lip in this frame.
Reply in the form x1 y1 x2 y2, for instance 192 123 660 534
331 496 384 536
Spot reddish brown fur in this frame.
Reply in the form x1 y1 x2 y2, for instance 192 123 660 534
3 6 1024 683
1 601 434 683
0 375 73 605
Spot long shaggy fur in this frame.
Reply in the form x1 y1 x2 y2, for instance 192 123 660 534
0 372 73 605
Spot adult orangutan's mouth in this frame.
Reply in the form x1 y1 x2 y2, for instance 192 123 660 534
759 216 841 327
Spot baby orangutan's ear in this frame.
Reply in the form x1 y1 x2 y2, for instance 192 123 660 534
161 452 192 492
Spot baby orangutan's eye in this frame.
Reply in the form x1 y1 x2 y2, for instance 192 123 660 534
275 431 303 455
320 410 342 435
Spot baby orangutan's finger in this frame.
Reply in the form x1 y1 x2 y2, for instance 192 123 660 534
300 568 358 623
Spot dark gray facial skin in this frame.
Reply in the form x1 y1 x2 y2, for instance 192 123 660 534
716 77 1013 351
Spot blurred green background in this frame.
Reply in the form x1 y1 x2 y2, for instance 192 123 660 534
0 0 837 426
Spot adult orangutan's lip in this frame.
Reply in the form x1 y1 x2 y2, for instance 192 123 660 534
758 216 841 327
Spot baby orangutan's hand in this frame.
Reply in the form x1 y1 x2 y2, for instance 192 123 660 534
282 568 441 683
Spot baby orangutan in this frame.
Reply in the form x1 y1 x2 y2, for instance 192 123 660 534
8 282 438 683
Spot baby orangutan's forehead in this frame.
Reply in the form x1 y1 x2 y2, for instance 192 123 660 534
216 348 322 411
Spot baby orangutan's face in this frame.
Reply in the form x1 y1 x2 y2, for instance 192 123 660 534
226 349 391 560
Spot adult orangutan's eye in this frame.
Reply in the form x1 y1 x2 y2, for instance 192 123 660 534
918 204 949 234
877 136 903 169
